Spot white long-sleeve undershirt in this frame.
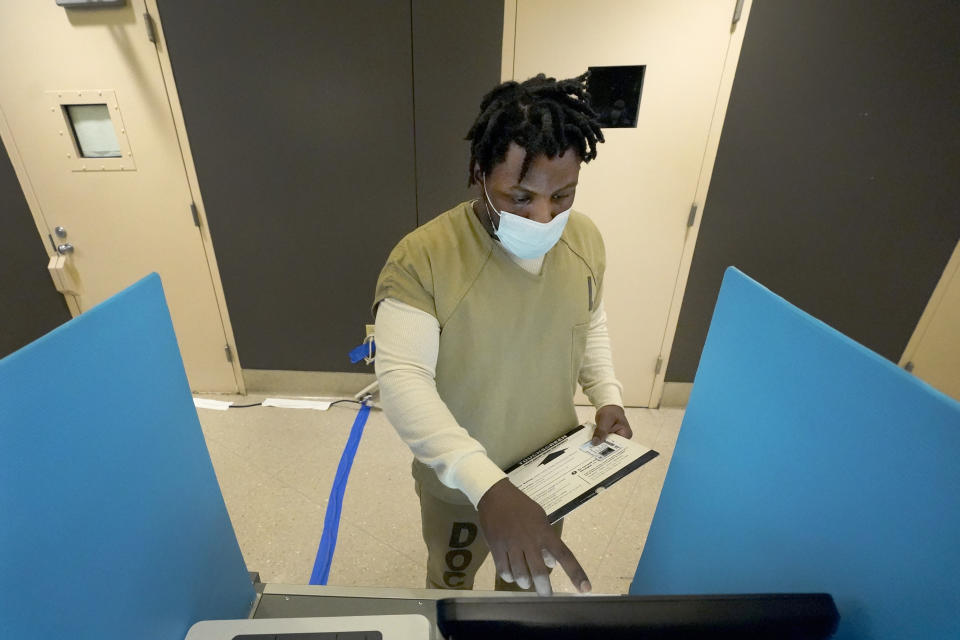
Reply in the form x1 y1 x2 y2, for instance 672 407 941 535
374 254 624 508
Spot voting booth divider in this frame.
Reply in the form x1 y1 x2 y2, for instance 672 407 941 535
631 268 960 638
3 268 959 638
0 274 255 639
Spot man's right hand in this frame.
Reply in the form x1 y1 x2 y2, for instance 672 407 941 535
476 478 591 596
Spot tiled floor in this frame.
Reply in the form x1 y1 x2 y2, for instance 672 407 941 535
197 395 684 595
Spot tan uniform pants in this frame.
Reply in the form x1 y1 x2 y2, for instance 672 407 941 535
416 480 563 591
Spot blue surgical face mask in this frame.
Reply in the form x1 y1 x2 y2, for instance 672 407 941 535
482 178 572 259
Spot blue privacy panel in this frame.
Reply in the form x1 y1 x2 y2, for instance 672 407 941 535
0 274 254 639
631 268 960 638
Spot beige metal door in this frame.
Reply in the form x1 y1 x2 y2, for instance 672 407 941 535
900 240 960 402
0 0 238 391
508 0 751 406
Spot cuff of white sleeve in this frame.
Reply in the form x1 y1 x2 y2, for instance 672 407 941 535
452 452 508 508
587 382 624 410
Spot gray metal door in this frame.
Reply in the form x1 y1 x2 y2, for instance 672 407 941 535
157 0 418 371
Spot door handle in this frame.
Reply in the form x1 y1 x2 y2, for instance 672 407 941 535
57 243 74 255
47 254 82 295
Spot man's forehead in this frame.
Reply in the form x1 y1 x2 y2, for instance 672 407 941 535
493 146 581 185
509 179 579 193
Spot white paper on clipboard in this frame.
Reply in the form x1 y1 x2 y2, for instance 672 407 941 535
505 423 659 523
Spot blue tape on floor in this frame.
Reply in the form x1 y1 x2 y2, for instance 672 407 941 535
309 403 372 585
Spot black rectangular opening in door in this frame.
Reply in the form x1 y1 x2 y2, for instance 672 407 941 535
587 65 645 128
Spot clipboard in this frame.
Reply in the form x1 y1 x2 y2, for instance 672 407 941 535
504 423 659 523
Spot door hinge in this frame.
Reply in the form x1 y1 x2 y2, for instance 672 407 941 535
687 203 698 228
904 361 915 373
190 202 201 228
144 11 157 44
732 0 745 25
224 344 234 363
654 356 664 375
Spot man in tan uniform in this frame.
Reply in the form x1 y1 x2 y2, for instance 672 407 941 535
373 73 632 596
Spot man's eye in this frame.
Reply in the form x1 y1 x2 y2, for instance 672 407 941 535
553 193 571 200
513 197 530 204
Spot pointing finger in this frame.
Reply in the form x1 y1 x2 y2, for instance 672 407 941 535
551 539 591 594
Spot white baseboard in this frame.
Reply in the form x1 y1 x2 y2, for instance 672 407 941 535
242 369 376 396
660 382 693 408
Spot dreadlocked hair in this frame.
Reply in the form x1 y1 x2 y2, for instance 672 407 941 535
466 72 605 186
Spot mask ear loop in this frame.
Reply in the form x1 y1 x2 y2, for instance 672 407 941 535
480 175 501 236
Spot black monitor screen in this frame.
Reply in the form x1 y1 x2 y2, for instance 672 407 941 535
437 593 839 640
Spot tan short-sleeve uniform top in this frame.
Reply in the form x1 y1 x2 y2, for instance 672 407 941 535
374 201 606 504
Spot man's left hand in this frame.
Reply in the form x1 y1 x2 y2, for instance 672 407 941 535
592 405 632 445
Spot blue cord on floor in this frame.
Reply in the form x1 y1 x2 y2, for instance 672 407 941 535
309 402 372 585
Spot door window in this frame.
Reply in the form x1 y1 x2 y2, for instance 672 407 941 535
64 104 121 158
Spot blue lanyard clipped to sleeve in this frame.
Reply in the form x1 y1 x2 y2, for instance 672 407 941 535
309 336 376 585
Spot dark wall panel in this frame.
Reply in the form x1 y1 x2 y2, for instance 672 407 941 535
667 0 960 382
0 137 71 359
412 0 504 222
157 1 418 371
